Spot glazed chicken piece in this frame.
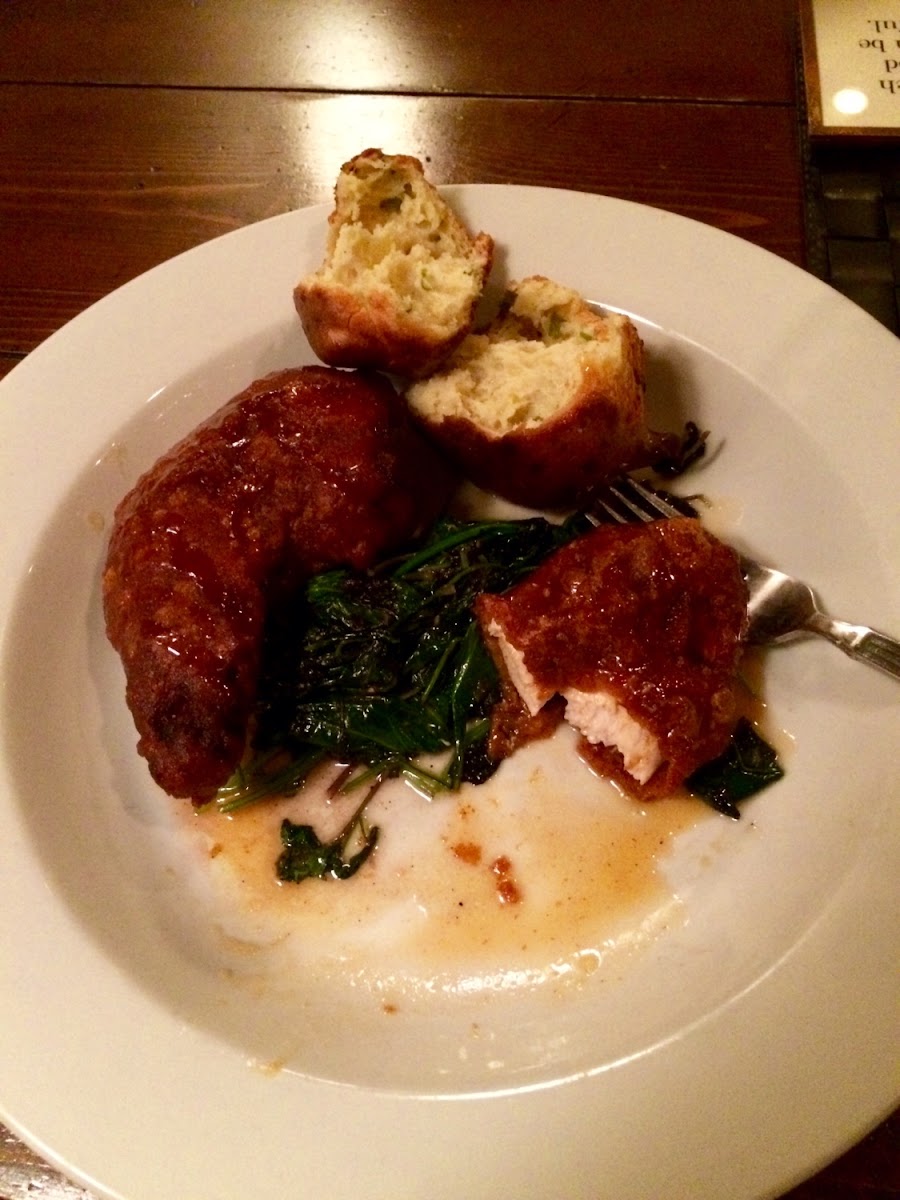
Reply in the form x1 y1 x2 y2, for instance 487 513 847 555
103 365 454 799
476 517 748 798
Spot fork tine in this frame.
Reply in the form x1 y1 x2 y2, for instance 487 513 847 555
607 482 661 522
616 477 690 520
591 493 631 524
590 476 696 526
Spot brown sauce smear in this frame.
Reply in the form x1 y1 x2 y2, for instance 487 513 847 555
490 855 521 905
184 730 711 998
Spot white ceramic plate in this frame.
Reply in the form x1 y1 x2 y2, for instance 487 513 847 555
1 186 898 1200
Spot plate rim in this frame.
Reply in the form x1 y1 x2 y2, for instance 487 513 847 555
1 183 898 1200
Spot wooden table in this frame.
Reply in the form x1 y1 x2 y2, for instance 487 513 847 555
0 2 896 1196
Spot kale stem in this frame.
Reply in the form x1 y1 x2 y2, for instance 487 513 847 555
400 761 455 795
419 636 460 704
339 761 391 791
210 748 327 813
340 781 382 851
391 521 520 578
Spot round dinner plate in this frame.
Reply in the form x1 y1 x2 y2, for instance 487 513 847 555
1 185 898 1200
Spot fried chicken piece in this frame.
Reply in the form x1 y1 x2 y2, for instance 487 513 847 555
103 366 454 799
476 517 748 798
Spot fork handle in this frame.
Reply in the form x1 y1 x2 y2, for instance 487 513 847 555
806 614 900 680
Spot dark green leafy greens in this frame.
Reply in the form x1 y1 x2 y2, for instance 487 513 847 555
653 420 709 478
686 717 784 819
217 516 589 828
277 796 379 882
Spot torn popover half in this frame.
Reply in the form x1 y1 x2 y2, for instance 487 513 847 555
294 149 494 379
405 275 678 508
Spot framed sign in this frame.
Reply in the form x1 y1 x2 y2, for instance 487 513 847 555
800 0 900 137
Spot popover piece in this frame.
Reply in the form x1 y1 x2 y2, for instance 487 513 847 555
405 275 677 508
294 149 494 378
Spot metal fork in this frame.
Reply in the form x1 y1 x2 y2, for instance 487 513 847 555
591 477 900 681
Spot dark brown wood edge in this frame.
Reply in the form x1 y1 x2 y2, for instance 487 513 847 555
793 5 827 278
0 353 25 382
798 0 824 135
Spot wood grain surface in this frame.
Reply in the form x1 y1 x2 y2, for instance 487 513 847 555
0 0 796 99
0 85 804 359
0 1 896 1197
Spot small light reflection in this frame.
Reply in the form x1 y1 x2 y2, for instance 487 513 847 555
832 87 869 116
289 95 431 201
285 0 433 194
